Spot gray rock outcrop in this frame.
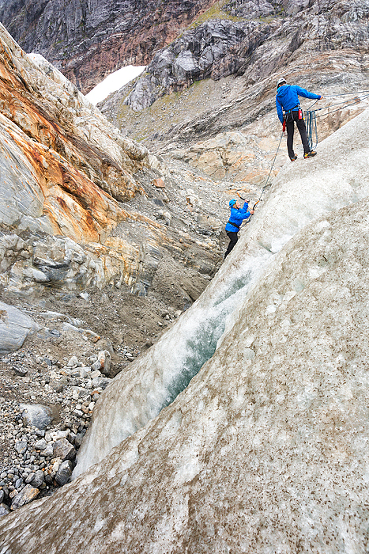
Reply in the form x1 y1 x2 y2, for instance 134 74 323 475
101 0 369 156
0 302 40 355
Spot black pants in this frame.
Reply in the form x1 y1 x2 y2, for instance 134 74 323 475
286 111 310 159
225 231 238 258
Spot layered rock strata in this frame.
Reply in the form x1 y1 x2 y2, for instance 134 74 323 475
0 24 223 303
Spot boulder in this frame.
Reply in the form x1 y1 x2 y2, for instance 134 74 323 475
0 302 40 355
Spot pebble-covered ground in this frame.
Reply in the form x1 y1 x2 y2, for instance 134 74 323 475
0 288 182 517
0 348 107 513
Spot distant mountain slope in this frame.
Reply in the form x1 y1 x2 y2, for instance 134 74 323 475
0 0 217 92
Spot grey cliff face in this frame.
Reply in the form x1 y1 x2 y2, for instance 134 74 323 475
0 0 217 92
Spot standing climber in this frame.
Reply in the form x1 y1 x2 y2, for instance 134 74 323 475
224 199 254 259
276 77 323 161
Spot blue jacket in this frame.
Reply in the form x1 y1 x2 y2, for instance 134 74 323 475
276 84 321 123
225 202 251 232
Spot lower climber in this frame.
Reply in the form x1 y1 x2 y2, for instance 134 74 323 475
224 199 254 259
276 77 323 161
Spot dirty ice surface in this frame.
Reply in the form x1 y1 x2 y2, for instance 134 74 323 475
85 65 146 104
74 107 369 478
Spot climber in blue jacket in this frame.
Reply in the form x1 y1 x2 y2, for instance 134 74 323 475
224 199 254 259
276 77 323 161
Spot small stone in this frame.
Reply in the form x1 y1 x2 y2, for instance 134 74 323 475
15 478 24 489
73 432 85 449
153 178 165 188
52 438 76 461
45 473 53 485
91 361 101 372
98 350 111 377
35 429 45 437
55 460 73 486
31 470 45 488
20 404 52 430
42 444 54 457
79 367 89 378
13 365 28 377
34 439 47 450
15 440 28 454
11 484 39 510
0 503 10 518
90 369 101 379
67 356 79 368
25 472 35 484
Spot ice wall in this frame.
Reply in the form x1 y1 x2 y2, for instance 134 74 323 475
74 107 369 478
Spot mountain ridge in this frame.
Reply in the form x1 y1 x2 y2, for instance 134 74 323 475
0 0 218 92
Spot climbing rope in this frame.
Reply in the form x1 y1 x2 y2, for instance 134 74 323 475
236 129 284 216
253 129 284 210
305 109 318 151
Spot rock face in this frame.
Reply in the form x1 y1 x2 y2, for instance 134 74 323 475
1 103 369 551
0 24 224 305
0 0 217 92
112 0 369 113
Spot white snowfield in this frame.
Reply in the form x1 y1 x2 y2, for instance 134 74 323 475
85 65 146 105
2 108 369 553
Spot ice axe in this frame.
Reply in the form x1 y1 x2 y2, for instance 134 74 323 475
236 191 250 203
236 191 259 212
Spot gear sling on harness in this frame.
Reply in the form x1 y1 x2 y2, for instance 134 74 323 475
284 106 303 122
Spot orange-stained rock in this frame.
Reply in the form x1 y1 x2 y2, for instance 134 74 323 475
153 178 165 188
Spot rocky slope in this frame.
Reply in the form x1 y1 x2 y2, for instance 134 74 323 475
2 102 369 553
0 23 228 310
0 0 369 537
0 0 217 93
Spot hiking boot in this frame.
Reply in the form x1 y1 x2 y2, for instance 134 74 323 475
304 151 317 158
290 155 297 161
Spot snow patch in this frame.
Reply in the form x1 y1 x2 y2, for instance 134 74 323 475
86 65 146 105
